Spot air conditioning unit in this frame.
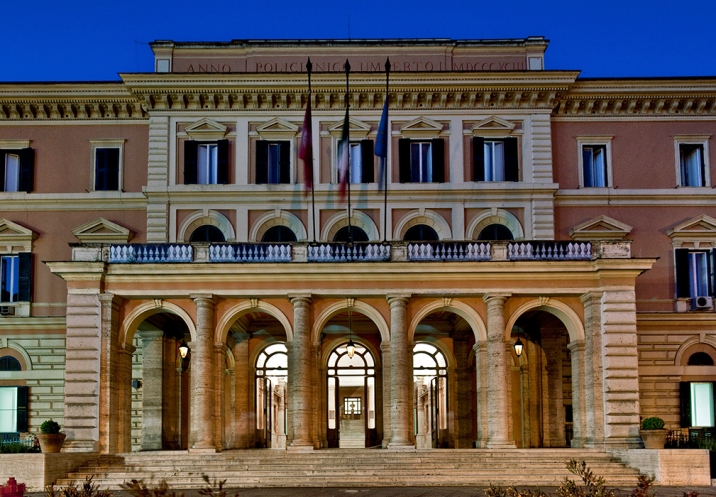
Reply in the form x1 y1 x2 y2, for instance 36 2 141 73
0 306 15 316
691 296 714 310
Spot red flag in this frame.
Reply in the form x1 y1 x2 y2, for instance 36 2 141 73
337 106 350 200
298 95 313 195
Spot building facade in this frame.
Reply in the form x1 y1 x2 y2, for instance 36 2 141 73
0 37 715 455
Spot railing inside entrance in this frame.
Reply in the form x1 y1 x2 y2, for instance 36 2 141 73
407 242 491 261
109 244 193 263
507 241 592 261
308 243 391 262
209 243 292 262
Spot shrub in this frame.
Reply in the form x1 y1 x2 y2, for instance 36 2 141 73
46 476 111 497
0 441 40 453
641 417 665 430
40 419 61 434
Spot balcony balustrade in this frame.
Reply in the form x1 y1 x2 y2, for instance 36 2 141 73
209 243 292 262
507 241 592 261
109 244 193 263
407 241 491 262
307 243 391 262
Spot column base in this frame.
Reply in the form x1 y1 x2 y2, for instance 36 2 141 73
484 439 517 449
387 441 415 451
287 443 315 451
189 447 218 454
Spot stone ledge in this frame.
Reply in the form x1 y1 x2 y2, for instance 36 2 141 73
0 453 98 491
608 448 711 486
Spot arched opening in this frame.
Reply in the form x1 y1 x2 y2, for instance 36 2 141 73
478 224 514 241
404 224 439 241
189 225 225 242
413 343 448 448
261 226 297 243
688 352 715 366
333 226 369 242
255 343 288 448
0 356 21 371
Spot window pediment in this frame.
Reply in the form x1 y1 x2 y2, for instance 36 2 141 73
185 118 229 141
470 116 516 138
327 117 372 140
72 217 133 243
668 215 716 248
0 219 37 253
256 118 299 140
569 215 632 241
399 117 443 139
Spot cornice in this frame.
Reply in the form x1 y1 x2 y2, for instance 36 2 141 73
555 188 716 207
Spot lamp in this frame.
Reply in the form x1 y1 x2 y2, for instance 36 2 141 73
179 340 190 359
346 307 356 358
513 337 524 357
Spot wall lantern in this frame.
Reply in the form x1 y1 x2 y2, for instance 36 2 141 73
179 340 190 359
346 306 356 359
513 337 524 358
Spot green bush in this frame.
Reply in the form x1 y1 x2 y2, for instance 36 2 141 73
0 441 40 453
640 417 665 430
40 419 61 434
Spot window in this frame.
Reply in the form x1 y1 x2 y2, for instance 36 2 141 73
675 249 714 300
345 141 374 184
404 225 439 241
256 141 290 184
0 387 28 433
473 137 518 182
0 356 21 371
582 145 608 187
0 253 31 303
261 226 297 243
681 382 716 428
184 140 229 185
0 148 33 193
94 148 120 190
189 225 225 242
333 226 369 242
398 139 444 183
680 144 706 187
688 352 715 366
478 224 514 241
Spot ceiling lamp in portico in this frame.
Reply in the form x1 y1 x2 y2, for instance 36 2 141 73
184 118 229 141
470 116 517 138
399 116 444 139
327 117 372 140
255 117 300 140
569 215 632 241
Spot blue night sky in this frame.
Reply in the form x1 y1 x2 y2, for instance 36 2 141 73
2 0 715 82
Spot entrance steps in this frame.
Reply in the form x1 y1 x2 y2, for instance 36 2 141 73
57 449 642 489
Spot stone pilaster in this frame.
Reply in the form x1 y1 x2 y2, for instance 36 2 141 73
289 295 314 449
98 293 121 454
483 294 515 448
453 336 471 448
138 329 164 451
189 294 216 451
312 340 322 449
473 341 488 447
231 331 250 449
380 341 391 448
118 342 135 453
387 295 413 448
541 329 564 448
214 341 228 451
581 291 605 447
568 339 587 448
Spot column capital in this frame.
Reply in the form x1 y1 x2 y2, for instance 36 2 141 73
119 343 136 355
386 294 410 307
580 291 603 304
98 292 122 306
483 293 511 305
472 340 487 353
289 294 312 307
191 294 215 305
567 339 586 353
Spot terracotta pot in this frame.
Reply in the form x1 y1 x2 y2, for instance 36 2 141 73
37 433 66 453
640 429 667 449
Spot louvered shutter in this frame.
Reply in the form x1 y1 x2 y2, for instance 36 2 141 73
710 249 715 296
675 249 691 298
279 141 291 184
18 148 34 192
431 138 445 183
0 150 5 189
217 140 229 184
680 382 691 428
18 252 32 302
16 386 28 432
398 139 411 183
255 141 268 184
504 137 519 182
473 137 485 181
184 141 198 184
360 140 374 183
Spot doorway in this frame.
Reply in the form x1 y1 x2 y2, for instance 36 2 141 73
255 343 287 448
413 342 448 448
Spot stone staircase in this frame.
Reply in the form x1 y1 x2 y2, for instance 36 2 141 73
56 449 642 489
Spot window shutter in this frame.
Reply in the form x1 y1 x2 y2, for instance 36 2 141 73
398 139 411 183
431 138 445 183
680 382 691 428
18 252 32 302
255 141 268 184
19 148 34 192
279 141 291 184
360 140 374 183
504 137 519 182
710 249 715 296
217 139 229 184
473 137 485 181
0 150 5 189
675 249 691 298
95 149 107 190
184 141 198 184
16 386 28 432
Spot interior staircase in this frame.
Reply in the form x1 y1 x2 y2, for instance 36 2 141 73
56 449 642 489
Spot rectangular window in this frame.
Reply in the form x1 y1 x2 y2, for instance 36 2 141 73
4 154 19 192
582 145 608 187
94 148 120 190
473 137 518 182
689 252 710 298
680 144 706 187
339 140 374 184
256 141 290 184
399 138 444 183
682 382 716 428
1 255 19 303
197 144 218 184
676 249 715 300
184 140 229 185
0 148 34 193
0 387 27 433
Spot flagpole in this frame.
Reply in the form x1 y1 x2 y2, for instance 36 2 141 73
382 58 391 243
307 58 316 243
344 59 352 244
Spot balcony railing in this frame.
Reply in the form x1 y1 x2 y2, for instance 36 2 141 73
209 243 292 262
109 244 193 263
307 243 391 262
407 242 491 261
507 241 592 261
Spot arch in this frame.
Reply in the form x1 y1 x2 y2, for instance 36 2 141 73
466 209 524 240
322 210 379 242
675 337 716 366
393 210 452 241
0 345 32 371
409 299 487 343
120 301 197 346
250 210 307 242
215 300 293 343
504 298 585 343
322 336 381 369
413 336 456 369
312 300 390 343
178 210 235 242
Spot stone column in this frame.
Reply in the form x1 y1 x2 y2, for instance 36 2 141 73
453 336 471 448
289 295 314 449
313 340 322 449
540 330 564 448
387 295 413 448
473 341 488 447
380 341 391 448
98 293 121 454
118 343 135 453
581 291 605 447
231 331 250 449
214 341 228 451
138 329 164 451
189 294 216 451
483 294 515 448
568 339 587 448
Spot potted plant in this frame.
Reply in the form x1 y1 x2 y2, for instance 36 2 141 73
640 416 667 449
37 419 66 453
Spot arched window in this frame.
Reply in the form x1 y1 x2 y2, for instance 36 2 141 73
688 352 715 366
404 224 439 241
478 224 514 241
333 226 369 242
189 225 225 242
261 226 297 243
0 356 21 371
